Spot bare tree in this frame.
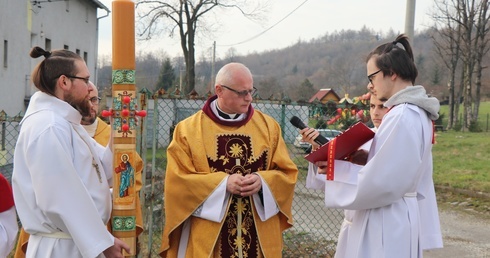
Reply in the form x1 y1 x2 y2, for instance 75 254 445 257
459 0 490 131
472 0 490 130
136 0 266 94
431 0 463 129
458 0 477 130
136 52 163 92
225 47 239 63
431 0 490 131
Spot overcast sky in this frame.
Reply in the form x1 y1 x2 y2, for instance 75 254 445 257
97 0 435 60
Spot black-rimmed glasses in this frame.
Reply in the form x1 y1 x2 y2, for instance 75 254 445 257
65 75 90 84
90 96 101 104
221 85 257 97
367 69 382 84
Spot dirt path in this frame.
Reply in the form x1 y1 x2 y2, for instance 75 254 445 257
424 203 490 258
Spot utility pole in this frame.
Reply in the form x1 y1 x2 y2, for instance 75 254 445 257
179 56 184 92
179 68 183 92
405 0 416 41
211 41 216 88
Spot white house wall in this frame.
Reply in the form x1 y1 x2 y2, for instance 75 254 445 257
0 0 104 116
0 0 31 116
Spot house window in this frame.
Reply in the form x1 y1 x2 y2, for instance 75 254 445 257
45 38 51 51
3 40 7 68
76 49 80 55
83 52 88 63
64 45 69 50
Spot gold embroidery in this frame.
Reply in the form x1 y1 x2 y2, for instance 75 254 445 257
209 134 267 257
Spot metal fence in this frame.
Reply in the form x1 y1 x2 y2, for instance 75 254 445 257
0 113 22 183
1 95 347 258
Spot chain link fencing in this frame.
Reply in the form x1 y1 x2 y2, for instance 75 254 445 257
0 113 22 183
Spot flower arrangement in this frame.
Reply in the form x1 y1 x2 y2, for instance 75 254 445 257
327 93 370 130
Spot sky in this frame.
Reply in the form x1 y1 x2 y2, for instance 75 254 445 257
96 0 435 60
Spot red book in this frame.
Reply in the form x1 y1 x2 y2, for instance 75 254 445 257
304 122 375 180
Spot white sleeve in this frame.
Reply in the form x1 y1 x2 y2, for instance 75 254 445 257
306 162 326 190
192 177 230 222
0 207 18 258
253 174 279 221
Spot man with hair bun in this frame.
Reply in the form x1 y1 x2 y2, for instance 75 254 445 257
12 47 130 258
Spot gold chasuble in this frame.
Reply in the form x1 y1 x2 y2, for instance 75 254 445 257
92 117 111 146
160 96 298 258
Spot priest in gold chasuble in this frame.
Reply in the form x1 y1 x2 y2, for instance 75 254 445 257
159 63 298 258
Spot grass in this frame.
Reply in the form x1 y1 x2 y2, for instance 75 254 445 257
439 101 490 131
433 130 490 192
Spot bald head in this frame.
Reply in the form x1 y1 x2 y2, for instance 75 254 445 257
215 62 253 88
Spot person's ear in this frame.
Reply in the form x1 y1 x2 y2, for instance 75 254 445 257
57 75 70 90
390 73 397 81
215 85 222 95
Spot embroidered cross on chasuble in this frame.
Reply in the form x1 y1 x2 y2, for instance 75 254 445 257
207 134 268 258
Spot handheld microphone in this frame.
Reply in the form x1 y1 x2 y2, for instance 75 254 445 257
289 116 329 145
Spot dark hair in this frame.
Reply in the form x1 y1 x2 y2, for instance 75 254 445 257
366 34 418 84
30 46 82 95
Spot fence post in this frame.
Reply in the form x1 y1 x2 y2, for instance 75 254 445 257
147 96 159 254
137 90 149 233
281 103 286 134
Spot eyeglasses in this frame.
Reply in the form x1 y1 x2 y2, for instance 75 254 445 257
90 96 101 104
221 85 257 97
367 69 382 84
65 75 90 84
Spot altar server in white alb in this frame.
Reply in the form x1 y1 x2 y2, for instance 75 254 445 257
12 46 130 258
307 34 443 258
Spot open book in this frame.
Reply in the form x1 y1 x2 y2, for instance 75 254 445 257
304 122 375 180
304 121 375 164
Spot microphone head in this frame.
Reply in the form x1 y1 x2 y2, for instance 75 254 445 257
290 116 307 129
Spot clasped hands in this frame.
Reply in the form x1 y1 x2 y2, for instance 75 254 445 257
227 173 262 197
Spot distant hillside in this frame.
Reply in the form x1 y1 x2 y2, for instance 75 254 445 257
98 28 490 102
193 28 452 101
